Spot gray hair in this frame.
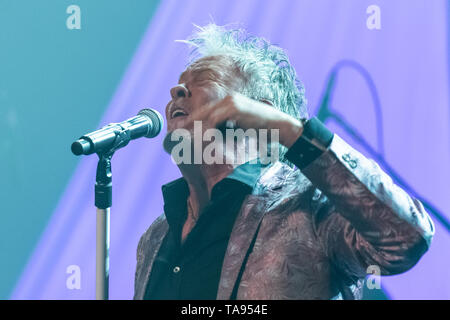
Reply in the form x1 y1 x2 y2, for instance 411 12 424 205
179 23 308 164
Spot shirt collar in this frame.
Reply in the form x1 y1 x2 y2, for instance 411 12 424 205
161 161 268 227
210 160 268 198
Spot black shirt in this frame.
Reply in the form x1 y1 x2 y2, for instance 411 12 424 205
144 161 268 300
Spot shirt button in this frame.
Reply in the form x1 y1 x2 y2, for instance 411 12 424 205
173 266 181 273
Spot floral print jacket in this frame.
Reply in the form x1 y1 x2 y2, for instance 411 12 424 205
134 134 434 299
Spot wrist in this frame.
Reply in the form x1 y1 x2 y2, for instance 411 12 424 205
278 116 304 148
284 117 334 169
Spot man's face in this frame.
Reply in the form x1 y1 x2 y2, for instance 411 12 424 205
165 56 239 133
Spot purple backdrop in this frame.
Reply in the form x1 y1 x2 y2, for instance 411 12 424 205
12 0 450 299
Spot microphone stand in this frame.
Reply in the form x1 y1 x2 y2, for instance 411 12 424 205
71 109 163 300
95 153 112 300
93 129 130 300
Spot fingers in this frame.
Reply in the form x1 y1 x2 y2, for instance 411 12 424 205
208 101 235 128
180 98 234 130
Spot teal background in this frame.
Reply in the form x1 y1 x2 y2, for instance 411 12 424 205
0 0 160 299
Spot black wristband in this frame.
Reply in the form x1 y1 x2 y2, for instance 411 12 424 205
285 117 334 169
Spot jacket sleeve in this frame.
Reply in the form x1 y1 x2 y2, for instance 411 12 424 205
286 119 435 281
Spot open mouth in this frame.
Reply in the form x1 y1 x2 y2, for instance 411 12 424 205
171 107 188 119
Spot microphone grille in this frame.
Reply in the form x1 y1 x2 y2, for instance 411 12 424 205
138 108 164 138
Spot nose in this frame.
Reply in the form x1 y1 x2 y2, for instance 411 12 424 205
170 84 190 99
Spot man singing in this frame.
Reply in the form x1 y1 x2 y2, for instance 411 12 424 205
133 24 434 300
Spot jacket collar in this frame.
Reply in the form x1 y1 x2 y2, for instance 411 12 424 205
216 161 295 299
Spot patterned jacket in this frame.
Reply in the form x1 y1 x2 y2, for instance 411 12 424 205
134 134 434 299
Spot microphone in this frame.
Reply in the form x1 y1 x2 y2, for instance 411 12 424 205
71 108 164 156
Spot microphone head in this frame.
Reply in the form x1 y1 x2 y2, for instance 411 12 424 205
71 138 92 156
138 108 164 138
